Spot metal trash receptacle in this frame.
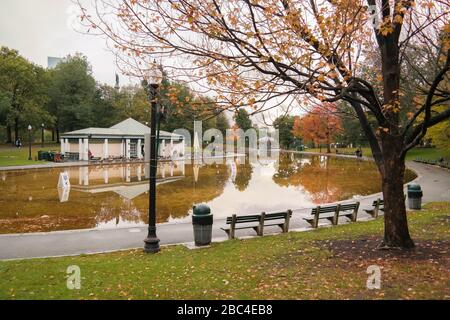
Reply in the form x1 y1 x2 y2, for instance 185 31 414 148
407 184 423 210
38 151 51 161
192 204 213 246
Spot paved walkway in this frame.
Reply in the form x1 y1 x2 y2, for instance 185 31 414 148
0 153 243 171
0 161 90 171
0 160 449 260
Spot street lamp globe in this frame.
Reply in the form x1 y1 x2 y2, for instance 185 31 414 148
28 124 32 131
143 61 163 86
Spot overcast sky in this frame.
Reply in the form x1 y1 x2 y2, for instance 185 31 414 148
0 0 126 86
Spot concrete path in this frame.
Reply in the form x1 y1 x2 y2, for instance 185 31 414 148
0 153 244 172
0 160 449 260
0 161 90 171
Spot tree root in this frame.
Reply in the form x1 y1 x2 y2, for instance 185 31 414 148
377 240 415 251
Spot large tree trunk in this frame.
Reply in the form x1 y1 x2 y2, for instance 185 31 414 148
375 34 415 249
52 129 55 142
14 118 19 141
379 137 415 249
326 133 331 153
6 125 12 144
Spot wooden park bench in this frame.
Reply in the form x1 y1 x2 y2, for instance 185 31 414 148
364 198 383 218
303 202 360 228
221 210 292 239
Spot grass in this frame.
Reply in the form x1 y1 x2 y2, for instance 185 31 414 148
0 143 60 167
0 202 449 300
305 147 450 161
404 147 450 161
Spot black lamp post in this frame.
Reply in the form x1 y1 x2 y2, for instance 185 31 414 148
143 65 163 254
41 123 45 148
27 124 32 160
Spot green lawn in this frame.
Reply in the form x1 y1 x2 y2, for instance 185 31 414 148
1 202 449 300
404 148 450 161
0 143 60 167
305 147 450 161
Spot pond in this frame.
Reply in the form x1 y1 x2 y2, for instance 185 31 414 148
0 152 416 234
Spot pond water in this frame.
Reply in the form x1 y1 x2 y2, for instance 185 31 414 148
0 152 416 234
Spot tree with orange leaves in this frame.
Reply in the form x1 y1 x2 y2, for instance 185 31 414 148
293 105 342 153
78 0 450 249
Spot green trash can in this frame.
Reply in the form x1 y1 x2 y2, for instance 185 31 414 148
192 204 213 246
407 184 423 210
38 151 51 161
47 151 55 162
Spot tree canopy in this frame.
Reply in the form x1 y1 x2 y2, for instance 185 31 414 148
0 47 229 143
47 54 97 137
234 109 253 132
272 115 298 149
293 104 342 152
0 47 52 142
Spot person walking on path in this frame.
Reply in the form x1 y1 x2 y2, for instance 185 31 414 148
15 137 22 148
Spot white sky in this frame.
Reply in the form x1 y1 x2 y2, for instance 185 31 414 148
0 0 127 86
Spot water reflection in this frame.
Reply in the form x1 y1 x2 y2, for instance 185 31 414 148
69 162 185 200
0 153 416 233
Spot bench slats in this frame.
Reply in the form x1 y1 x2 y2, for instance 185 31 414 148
226 215 260 224
340 204 358 210
222 210 292 239
311 206 337 214
225 212 289 224
304 202 360 228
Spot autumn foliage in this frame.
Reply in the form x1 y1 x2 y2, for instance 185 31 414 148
293 104 342 152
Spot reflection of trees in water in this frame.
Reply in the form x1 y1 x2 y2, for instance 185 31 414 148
233 161 253 191
0 163 230 233
273 154 383 204
273 153 301 180
129 163 230 223
94 195 143 225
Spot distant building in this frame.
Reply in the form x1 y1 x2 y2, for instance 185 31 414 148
60 118 185 161
114 73 120 90
47 56 63 69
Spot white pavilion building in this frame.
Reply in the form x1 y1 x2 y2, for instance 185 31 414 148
60 118 185 161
